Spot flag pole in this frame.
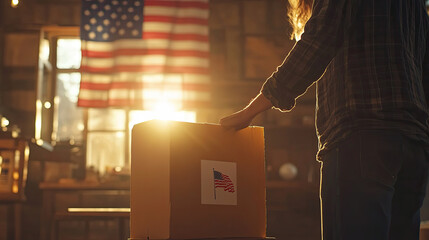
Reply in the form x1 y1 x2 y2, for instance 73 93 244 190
213 168 216 200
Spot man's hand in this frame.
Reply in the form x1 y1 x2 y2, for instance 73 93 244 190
219 108 254 130
219 92 273 130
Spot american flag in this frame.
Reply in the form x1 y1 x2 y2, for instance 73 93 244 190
78 0 210 109
214 170 235 193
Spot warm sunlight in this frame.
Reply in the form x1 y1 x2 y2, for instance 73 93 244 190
10 0 19 8
131 74 197 126
129 109 196 130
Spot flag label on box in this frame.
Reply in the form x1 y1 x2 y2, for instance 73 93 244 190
201 160 237 205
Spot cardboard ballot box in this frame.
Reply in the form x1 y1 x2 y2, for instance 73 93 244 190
131 120 266 240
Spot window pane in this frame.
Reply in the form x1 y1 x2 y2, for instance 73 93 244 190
86 132 125 176
56 73 84 142
57 73 81 103
57 39 81 69
88 109 126 131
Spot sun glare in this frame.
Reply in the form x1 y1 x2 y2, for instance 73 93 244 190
129 108 196 130
130 74 196 127
129 98 196 130
11 0 19 8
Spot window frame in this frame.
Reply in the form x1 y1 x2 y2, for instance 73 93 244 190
36 26 83 145
37 26 132 170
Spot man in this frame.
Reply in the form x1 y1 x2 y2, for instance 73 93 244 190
220 0 429 239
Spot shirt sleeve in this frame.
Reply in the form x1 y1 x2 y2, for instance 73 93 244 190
261 0 361 111
423 27 429 107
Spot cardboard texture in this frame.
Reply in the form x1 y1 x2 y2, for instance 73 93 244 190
131 120 266 240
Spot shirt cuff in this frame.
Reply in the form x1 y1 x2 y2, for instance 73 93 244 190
261 76 296 112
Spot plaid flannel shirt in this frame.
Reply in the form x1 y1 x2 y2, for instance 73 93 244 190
262 0 429 158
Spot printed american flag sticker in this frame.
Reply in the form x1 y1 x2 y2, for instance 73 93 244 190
201 160 237 205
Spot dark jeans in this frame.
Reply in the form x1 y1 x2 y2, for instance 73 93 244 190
320 130 429 240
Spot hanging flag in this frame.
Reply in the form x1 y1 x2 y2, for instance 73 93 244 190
214 170 235 193
78 0 210 110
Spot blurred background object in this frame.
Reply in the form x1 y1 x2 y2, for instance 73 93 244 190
279 162 298 180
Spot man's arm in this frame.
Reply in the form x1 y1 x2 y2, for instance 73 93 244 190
219 93 272 130
220 0 362 129
262 0 362 111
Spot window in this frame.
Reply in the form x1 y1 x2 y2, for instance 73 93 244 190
55 39 84 143
37 27 196 176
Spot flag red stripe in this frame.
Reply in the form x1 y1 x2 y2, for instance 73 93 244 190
81 49 210 58
144 16 208 25
79 82 211 91
214 184 235 192
214 176 235 193
215 183 234 187
142 32 208 42
145 1 209 9
81 65 209 74
81 50 112 58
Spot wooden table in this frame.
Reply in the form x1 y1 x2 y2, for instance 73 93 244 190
39 181 130 240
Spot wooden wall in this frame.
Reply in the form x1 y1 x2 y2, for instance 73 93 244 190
0 0 81 137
